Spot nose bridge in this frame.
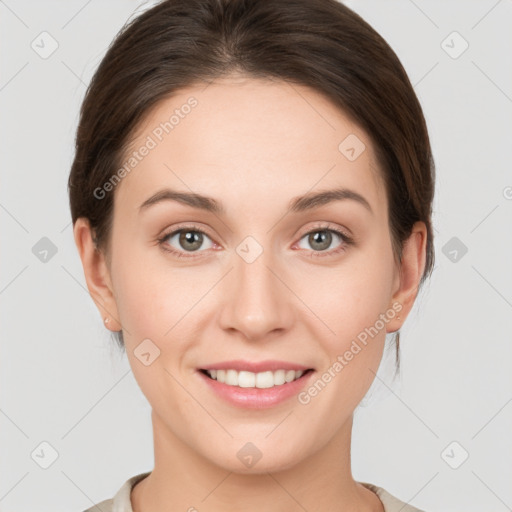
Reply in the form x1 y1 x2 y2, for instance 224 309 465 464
219 236 294 340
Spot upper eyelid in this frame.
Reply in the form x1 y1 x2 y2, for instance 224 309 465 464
162 223 216 242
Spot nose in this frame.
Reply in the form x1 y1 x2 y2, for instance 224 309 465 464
218 245 295 342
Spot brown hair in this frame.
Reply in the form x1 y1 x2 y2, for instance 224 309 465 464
68 0 435 370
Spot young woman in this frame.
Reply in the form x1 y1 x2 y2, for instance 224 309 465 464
69 0 435 510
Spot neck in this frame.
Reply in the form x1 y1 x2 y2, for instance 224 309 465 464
131 410 383 512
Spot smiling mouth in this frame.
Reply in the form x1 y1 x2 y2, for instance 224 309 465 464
200 368 314 389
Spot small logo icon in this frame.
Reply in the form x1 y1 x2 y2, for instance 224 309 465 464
237 442 262 468
441 31 469 59
236 236 263 263
32 237 58 263
338 134 366 161
31 31 59 59
442 236 468 263
441 441 469 469
134 338 161 366
31 441 59 469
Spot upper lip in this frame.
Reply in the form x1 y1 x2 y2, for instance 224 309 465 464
200 360 313 372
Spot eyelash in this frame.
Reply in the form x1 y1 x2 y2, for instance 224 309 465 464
157 223 354 260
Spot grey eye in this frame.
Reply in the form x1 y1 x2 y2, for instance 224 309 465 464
297 230 342 252
166 230 214 252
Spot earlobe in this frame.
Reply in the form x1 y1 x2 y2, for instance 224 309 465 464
387 221 427 333
73 218 122 331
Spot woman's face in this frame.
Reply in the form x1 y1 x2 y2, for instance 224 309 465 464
93 75 410 473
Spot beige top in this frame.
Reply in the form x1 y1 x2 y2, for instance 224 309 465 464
82 471 425 512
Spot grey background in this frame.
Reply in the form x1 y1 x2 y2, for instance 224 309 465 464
1 1 511 511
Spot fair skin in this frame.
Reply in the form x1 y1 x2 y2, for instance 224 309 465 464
74 75 426 512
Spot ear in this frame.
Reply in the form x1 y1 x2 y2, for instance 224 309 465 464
73 218 122 331
386 221 427 333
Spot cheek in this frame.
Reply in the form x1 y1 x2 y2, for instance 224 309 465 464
294 261 393 420
301 249 395 344
109 243 170 343
111 245 213 354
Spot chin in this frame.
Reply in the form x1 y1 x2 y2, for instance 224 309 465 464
203 440 308 476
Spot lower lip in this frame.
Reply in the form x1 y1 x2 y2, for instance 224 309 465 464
197 370 314 409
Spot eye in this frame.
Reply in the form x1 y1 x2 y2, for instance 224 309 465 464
157 225 215 258
296 224 353 257
157 223 354 260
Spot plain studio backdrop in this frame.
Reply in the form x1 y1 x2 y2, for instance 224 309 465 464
1 1 511 511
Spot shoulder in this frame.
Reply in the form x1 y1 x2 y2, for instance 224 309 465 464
80 471 151 512
359 482 426 512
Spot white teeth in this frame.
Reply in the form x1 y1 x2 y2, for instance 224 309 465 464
256 371 273 389
285 369 296 383
238 371 255 388
225 369 238 386
273 369 285 385
205 368 307 388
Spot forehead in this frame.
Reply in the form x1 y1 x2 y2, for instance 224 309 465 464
115 75 386 217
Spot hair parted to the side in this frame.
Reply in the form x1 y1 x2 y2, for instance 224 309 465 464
68 0 435 372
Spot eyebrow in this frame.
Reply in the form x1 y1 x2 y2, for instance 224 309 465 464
139 187 373 215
